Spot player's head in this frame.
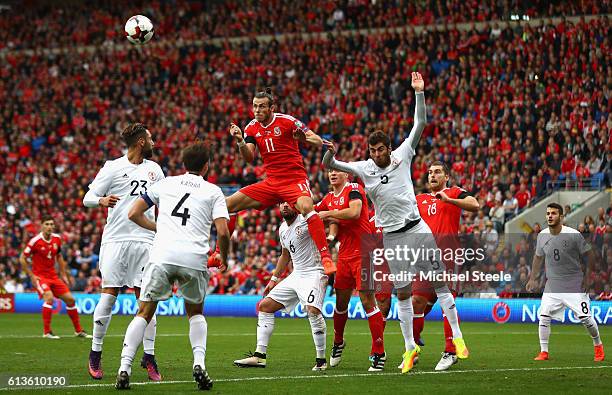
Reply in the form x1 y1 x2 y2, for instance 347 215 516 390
41 215 55 236
546 203 564 227
279 202 297 222
327 168 349 187
428 161 450 192
368 130 392 168
253 88 275 124
182 141 210 175
122 123 154 159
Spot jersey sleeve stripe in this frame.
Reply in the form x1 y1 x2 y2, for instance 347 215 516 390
142 193 155 208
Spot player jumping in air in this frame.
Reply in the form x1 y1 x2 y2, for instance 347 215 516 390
207 89 336 276
233 202 328 371
527 203 605 362
323 72 469 373
116 142 230 390
316 169 386 371
20 217 91 339
83 123 165 380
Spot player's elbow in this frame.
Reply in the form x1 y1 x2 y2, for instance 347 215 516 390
127 207 140 223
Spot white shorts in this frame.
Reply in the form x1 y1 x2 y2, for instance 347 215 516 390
99 241 151 288
140 262 209 305
540 292 592 321
382 220 443 289
267 271 328 314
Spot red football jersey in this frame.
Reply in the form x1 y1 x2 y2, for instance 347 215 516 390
316 182 371 258
416 186 467 236
244 113 308 179
23 233 62 278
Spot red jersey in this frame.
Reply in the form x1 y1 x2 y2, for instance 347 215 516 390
244 113 308 179
416 186 468 236
316 182 371 258
23 233 62 278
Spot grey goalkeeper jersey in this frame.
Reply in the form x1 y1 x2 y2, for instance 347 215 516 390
535 226 591 293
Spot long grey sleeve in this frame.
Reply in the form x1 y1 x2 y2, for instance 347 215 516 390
405 92 426 151
322 150 364 178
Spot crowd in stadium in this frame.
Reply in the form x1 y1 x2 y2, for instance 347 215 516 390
0 0 607 51
0 2 610 298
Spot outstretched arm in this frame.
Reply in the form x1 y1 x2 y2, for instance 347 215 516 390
322 141 365 178
405 72 427 152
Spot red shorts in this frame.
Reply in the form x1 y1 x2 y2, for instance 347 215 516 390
334 255 371 291
240 176 312 209
35 276 70 298
412 278 459 304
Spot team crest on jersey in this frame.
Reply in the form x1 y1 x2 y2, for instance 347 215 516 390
296 225 304 236
274 127 281 136
148 171 156 181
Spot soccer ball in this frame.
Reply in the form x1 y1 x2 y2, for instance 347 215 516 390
124 15 154 45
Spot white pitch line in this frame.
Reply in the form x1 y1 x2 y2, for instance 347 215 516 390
1 365 610 391
0 331 595 339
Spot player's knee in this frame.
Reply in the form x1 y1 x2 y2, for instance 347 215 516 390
64 295 76 306
412 296 427 314
306 305 322 316
295 196 314 213
358 291 376 311
396 286 412 300
538 314 551 326
258 298 277 313
43 292 54 304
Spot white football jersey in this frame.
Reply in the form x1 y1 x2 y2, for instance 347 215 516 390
332 140 420 232
535 225 591 293
87 155 165 245
279 214 323 274
144 172 229 271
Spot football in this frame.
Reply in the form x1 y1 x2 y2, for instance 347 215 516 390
124 15 154 45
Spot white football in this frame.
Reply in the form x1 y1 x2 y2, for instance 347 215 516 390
125 15 154 45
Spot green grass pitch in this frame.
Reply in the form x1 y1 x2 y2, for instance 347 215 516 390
0 313 610 394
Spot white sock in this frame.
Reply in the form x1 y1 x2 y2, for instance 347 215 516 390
256 312 275 355
539 315 551 352
143 314 157 355
92 293 116 352
397 298 416 351
581 316 602 346
308 313 327 359
189 315 207 369
435 287 463 339
119 316 147 375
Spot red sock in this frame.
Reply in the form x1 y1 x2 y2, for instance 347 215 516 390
66 304 83 333
333 308 348 344
305 213 331 259
42 303 53 334
366 307 385 355
213 214 237 255
443 314 459 353
413 313 425 343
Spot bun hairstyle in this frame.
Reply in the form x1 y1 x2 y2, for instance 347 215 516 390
254 87 275 106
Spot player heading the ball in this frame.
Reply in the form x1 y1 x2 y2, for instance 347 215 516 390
208 88 336 276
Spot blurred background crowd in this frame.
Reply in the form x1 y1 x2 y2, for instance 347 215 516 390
0 0 610 298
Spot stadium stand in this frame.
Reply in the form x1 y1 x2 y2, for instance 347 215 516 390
0 1 609 297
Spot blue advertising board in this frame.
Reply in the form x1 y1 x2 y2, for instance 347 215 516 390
11 293 612 325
